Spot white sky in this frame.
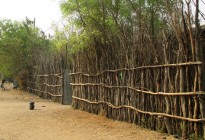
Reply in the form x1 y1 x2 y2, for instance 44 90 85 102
0 0 62 35
0 0 204 35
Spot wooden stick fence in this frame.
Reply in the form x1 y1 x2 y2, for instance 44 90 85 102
27 73 63 102
70 61 202 76
72 96 205 122
26 60 205 137
27 87 62 97
71 61 205 138
70 83 204 96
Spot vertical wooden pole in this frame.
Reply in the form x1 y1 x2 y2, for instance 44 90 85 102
194 0 205 138
180 66 187 138
163 35 172 134
164 67 172 134
62 45 72 105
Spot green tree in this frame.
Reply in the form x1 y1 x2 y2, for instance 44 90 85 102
0 19 50 77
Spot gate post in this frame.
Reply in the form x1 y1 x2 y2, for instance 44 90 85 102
62 45 72 105
62 68 72 105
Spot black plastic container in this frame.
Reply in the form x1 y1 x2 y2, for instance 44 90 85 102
29 101 35 110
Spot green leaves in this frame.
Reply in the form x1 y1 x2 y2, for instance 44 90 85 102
69 29 101 53
0 19 49 77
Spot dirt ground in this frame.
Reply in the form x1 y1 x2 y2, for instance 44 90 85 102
0 83 176 140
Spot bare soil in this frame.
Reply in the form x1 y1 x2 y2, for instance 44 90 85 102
0 83 176 140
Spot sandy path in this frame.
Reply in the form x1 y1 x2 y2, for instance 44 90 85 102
0 84 176 140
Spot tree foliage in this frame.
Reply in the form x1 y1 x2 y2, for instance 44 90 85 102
0 19 50 77
59 0 175 72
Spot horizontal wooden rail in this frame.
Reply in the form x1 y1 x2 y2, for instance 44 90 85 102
72 96 205 122
27 87 62 97
27 81 62 87
70 61 202 76
44 83 62 87
70 83 205 96
28 73 62 78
